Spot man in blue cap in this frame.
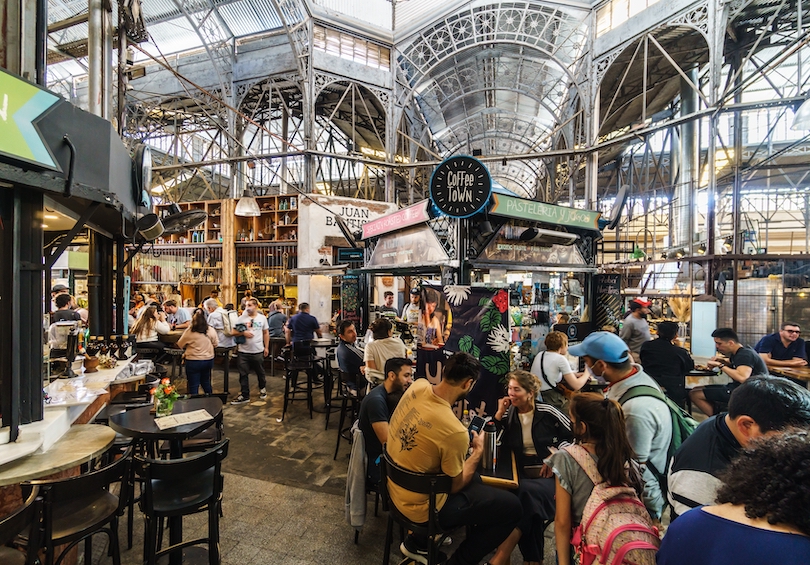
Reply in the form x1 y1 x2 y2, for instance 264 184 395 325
569 331 672 522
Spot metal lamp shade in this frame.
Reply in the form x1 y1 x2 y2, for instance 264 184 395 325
235 191 261 216
137 213 165 241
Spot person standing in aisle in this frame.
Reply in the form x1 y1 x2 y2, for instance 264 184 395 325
619 298 652 361
177 309 218 395
204 299 235 348
230 298 269 404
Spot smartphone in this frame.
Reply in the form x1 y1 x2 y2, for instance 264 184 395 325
468 415 486 438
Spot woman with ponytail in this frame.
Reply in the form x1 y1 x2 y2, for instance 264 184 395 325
546 393 644 565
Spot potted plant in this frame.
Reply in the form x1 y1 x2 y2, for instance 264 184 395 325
152 378 180 417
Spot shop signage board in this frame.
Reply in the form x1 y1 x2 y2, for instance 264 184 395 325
477 226 586 265
366 224 449 268
337 248 364 262
490 193 601 230
594 273 622 330
429 156 492 218
0 68 61 171
361 200 430 239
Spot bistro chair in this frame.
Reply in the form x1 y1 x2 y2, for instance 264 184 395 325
22 446 132 565
380 449 454 565
0 485 42 565
333 370 367 460
135 439 229 565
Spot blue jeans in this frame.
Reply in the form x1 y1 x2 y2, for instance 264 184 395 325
185 358 214 395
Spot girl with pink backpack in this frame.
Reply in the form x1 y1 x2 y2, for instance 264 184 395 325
547 393 660 565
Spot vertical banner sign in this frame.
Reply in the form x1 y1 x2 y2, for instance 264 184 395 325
415 284 510 418
123 276 131 334
340 274 361 324
594 274 622 330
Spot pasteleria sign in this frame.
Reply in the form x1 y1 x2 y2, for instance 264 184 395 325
490 193 601 230
429 156 492 218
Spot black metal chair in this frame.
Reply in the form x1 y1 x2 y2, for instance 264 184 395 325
279 340 321 421
333 370 366 460
23 446 132 565
110 380 158 405
380 448 454 565
135 439 229 565
0 485 41 565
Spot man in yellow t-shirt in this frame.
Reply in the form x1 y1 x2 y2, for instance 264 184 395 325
387 352 522 565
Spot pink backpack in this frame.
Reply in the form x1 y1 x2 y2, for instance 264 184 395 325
562 444 660 565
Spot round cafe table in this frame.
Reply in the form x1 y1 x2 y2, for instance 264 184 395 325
109 397 223 565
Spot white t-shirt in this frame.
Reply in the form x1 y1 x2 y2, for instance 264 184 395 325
363 337 407 384
518 411 537 456
236 312 268 354
531 350 574 391
207 308 235 348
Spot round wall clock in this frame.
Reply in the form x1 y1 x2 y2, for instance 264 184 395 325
429 156 492 218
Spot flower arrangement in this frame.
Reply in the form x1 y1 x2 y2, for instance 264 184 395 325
152 378 180 417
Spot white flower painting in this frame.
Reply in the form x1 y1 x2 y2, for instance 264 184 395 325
486 324 511 353
443 285 471 306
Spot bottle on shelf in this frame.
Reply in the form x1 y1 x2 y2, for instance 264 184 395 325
290 197 297 209
249 227 254 241
283 213 290 225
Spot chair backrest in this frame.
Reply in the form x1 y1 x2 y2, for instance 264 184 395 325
135 439 229 512
338 370 367 400
24 446 132 524
292 340 314 360
381 448 451 532
0 485 41 550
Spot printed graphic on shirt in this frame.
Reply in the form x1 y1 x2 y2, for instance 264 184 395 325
399 422 419 451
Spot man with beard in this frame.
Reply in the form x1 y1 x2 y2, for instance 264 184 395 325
388 352 522 565
358 357 413 483
619 298 652 362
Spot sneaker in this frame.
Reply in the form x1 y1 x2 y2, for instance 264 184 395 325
259 388 268 400
400 535 428 565
230 395 249 405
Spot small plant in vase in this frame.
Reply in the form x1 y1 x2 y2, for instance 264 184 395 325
152 378 180 417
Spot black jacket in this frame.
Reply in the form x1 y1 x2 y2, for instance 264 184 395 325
494 403 574 468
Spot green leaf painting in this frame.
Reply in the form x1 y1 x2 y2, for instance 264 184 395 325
481 354 509 375
479 309 502 332
458 335 473 353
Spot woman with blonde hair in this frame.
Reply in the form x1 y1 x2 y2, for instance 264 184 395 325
531 331 589 411
489 370 574 565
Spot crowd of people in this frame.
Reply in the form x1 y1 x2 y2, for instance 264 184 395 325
341 322 810 565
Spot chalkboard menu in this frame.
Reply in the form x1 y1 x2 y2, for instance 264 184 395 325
595 273 622 330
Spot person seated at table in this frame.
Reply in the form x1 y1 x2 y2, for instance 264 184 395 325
51 293 82 323
489 370 574 565
177 309 219 395
204 299 235 348
336 320 365 379
163 299 191 330
363 318 406 386
530 331 588 412
358 357 413 484
657 429 810 565
754 322 808 385
131 305 171 351
546 393 646 565
388 352 523 565
130 293 146 319
690 328 769 417
667 375 810 518
639 321 694 408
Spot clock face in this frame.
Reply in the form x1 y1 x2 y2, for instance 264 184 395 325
429 156 492 218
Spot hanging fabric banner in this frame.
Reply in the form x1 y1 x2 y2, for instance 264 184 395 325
415 284 510 418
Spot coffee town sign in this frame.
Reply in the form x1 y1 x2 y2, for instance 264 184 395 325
429 156 492 218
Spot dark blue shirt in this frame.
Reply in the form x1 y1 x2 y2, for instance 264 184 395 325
754 333 807 361
358 384 392 483
336 340 364 376
288 311 320 343
656 506 810 565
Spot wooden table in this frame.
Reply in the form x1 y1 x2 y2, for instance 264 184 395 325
109 397 223 565
770 366 810 383
159 330 183 345
0 425 115 487
479 445 519 490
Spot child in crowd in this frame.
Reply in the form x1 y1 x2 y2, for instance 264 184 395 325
546 393 644 565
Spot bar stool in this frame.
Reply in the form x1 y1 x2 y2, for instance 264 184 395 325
0 485 41 565
278 341 321 422
333 370 366 460
214 347 235 393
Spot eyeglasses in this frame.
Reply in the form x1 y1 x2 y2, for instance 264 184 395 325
785 329 801 334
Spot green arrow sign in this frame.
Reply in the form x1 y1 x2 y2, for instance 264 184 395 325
490 193 601 230
0 69 60 170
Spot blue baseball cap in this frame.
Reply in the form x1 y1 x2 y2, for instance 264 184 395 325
568 332 630 363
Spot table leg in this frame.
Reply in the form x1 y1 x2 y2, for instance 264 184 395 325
169 438 183 565
223 350 230 394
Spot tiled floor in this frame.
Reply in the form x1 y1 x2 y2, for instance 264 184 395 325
106 363 551 565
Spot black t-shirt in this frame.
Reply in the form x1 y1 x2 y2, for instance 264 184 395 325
729 345 769 379
52 309 82 322
639 338 695 379
358 384 391 481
